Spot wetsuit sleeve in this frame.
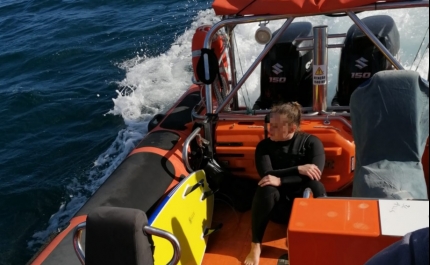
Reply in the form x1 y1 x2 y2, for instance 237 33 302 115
255 139 273 178
267 135 325 184
304 135 325 171
255 139 301 178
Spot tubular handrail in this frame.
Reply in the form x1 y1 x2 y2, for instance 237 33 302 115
72 222 181 265
303 188 312 198
192 101 206 121
182 127 202 173
303 112 320 116
225 106 315 115
143 226 181 265
321 110 351 117
222 108 350 116
192 107 206 120
73 223 86 265
295 33 347 41
216 113 352 130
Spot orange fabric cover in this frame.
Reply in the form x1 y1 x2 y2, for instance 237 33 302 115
212 0 400 16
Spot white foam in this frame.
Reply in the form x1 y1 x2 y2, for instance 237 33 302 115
29 7 429 249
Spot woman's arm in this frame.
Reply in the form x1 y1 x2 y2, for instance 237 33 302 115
255 139 274 178
304 135 325 171
255 139 305 178
267 135 325 184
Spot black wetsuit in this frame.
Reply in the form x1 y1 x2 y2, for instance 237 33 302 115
251 133 326 243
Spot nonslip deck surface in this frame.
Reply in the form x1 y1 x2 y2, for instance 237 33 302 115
202 199 288 265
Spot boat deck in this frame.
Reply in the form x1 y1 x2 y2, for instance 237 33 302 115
201 184 355 265
202 199 288 265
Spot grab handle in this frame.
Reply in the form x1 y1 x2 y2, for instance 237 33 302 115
182 127 202 172
73 222 181 265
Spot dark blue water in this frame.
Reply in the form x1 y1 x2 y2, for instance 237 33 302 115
0 1 210 264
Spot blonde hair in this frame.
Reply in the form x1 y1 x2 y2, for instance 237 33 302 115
270 102 302 129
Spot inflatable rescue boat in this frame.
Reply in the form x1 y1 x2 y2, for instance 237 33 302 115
29 0 429 264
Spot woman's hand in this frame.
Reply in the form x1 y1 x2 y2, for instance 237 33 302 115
298 164 322 180
258 175 281 187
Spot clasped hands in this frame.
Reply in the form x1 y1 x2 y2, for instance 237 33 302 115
258 164 322 187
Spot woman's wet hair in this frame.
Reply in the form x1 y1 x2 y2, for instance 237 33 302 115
270 102 302 129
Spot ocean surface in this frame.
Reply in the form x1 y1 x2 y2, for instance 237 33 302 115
0 0 428 264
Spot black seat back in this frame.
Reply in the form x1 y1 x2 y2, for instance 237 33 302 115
255 22 314 109
85 207 154 265
335 15 400 106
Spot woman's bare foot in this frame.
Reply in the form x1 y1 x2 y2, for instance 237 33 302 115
244 243 261 265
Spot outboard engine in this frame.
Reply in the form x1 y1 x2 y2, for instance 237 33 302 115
332 15 400 106
253 22 314 110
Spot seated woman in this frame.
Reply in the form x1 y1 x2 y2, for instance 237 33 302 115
244 102 326 265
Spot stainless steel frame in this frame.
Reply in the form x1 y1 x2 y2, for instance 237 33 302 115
73 222 181 265
182 127 202 172
216 113 352 130
144 226 181 265
199 0 427 115
73 223 86 265
312 26 328 112
303 188 312 199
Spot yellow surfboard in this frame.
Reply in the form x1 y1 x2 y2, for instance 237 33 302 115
148 170 214 265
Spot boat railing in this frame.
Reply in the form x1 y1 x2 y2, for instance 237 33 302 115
182 127 202 172
303 188 313 199
191 106 351 121
191 99 206 120
73 222 86 265
73 222 181 265
215 113 352 129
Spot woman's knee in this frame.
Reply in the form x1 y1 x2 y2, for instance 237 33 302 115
306 181 327 197
254 185 280 202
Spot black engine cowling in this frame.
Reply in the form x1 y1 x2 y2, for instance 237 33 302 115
253 22 314 109
332 15 400 106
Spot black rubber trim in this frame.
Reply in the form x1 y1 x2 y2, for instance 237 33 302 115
160 92 201 131
40 152 176 265
136 130 180 151
77 152 175 216
40 224 77 265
